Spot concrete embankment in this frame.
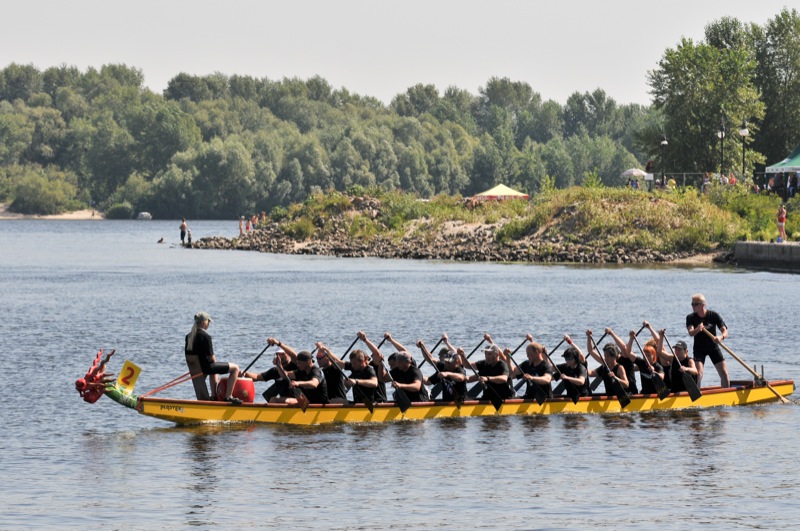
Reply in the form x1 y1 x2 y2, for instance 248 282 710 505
735 242 800 272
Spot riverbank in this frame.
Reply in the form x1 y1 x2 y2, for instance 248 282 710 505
193 190 731 265
0 203 101 220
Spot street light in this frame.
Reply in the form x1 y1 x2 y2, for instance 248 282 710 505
738 120 749 180
660 135 668 185
717 120 725 176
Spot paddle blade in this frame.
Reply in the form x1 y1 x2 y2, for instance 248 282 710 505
684 372 702 401
487 386 504 411
653 373 670 400
590 376 603 392
613 381 631 409
453 390 464 410
467 382 485 399
293 388 310 413
530 382 546 406
552 381 565 395
393 389 412 414
431 381 444 399
564 382 580 404
514 378 527 392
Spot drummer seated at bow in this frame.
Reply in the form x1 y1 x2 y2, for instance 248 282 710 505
242 337 297 402
418 333 467 402
329 348 378 405
554 336 590 397
585 329 629 396
509 334 554 400
371 332 429 402
270 350 328 405
460 339 514 401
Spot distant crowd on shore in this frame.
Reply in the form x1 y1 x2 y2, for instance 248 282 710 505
238 212 267 236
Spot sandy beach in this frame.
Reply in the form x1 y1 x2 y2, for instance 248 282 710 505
0 203 101 220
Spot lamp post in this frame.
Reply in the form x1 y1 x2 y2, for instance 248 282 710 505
738 120 748 180
717 120 725 176
660 135 668 185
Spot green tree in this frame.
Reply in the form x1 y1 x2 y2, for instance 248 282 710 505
752 8 800 165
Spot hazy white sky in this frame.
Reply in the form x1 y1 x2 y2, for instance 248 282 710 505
1 0 793 105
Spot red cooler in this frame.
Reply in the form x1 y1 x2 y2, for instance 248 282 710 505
216 377 255 403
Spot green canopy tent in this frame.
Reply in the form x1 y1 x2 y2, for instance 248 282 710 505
766 145 800 174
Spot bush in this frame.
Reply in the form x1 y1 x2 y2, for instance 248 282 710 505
284 217 315 240
105 202 134 219
10 170 80 215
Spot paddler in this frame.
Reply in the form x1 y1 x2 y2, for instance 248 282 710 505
509 335 555 400
271 350 328 405
460 339 514 400
585 329 629 395
418 333 468 402
243 337 298 401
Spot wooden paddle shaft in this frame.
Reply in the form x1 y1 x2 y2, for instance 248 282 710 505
701 329 789 403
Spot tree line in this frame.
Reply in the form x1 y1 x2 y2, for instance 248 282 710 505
0 8 798 218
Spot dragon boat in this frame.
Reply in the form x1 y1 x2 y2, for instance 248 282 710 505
77 350 794 426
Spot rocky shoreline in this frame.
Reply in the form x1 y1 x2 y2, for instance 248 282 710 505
195 220 730 265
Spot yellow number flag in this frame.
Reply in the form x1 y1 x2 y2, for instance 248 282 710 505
116 360 142 395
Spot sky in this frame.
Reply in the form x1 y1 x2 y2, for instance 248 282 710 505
1 0 793 106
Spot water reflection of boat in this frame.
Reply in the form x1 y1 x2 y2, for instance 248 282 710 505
112 379 794 426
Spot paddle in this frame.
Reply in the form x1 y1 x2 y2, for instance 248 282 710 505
663 335 702 402
242 343 272 374
275 347 310 413
375 356 413 413
321 337 375 413
589 334 631 408
417 337 444 370
539 338 582 404
426 353 464 409
631 333 670 399
553 331 607 396
472 336 527 398
701 329 789 404
463 358 505 411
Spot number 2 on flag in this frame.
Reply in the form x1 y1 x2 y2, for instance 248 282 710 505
117 360 142 395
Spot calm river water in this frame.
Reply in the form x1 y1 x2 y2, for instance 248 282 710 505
1 220 799 530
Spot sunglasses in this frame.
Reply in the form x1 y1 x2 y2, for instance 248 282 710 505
691 302 703 307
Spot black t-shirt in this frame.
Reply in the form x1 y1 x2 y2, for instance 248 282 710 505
476 359 513 399
429 363 467 401
516 359 554 399
323 365 347 400
686 310 726 356
348 365 377 404
294 366 328 404
389 365 429 402
556 362 590 396
634 357 664 395
668 356 696 393
616 356 638 394
186 329 214 373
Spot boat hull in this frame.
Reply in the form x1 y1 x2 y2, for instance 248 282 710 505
136 380 795 426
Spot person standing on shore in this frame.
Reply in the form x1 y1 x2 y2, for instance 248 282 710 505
686 293 730 388
180 218 188 245
777 205 787 242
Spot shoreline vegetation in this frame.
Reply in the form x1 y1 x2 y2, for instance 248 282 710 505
0 202 99 220
191 185 789 265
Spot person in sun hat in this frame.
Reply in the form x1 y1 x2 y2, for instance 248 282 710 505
686 293 730 388
184 311 242 404
460 333 513 400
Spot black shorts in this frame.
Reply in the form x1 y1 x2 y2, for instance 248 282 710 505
694 349 724 366
205 362 231 375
